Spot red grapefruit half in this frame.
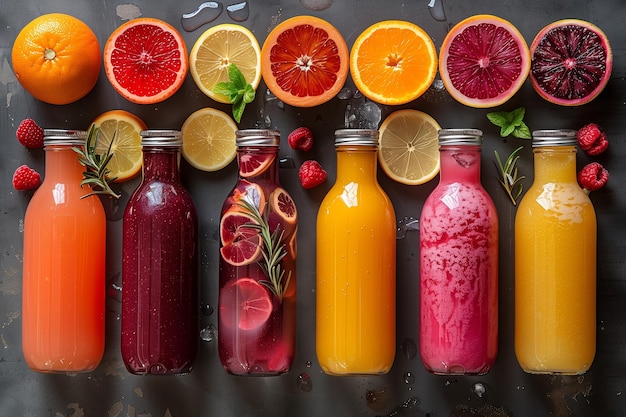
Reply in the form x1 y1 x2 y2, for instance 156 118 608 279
530 19 612 106
219 278 273 331
261 15 349 107
104 18 188 104
439 14 530 108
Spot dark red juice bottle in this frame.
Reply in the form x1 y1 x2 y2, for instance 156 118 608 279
122 130 199 375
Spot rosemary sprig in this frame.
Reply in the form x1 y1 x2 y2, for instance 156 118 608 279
236 193 291 303
72 125 120 199
494 146 525 205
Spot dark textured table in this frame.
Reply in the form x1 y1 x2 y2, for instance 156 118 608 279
1 0 625 416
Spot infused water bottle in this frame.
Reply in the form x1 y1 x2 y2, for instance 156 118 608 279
122 130 199 375
316 129 396 375
22 129 106 373
515 129 596 374
419 128 498 375
218 129 297 376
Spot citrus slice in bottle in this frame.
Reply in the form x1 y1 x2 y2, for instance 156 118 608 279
219 278 273 331
181 107 238 172
439 14 530 108
239 151 275 178
270 187 297 225
261 15 349 107
349 20 438 105
220 210 262 266
189 24 262 104
104 17 188 104
378 109 441 185
92 109 147 182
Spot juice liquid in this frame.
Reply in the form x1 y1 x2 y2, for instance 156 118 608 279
316 143 396 375
22 144 106 372
515 147 596 374
419 145 498 375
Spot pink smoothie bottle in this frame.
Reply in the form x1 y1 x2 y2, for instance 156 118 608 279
419 128 498 375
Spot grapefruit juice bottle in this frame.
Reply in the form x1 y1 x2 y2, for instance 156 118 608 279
515 129 596 374
22 129 106 373
316 129 396 375
218 129 297 376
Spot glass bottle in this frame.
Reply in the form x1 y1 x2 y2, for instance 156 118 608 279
316 129 396 375
22 129 106 373
218 129 297 376
419 128 498 375
121 129 199 375
515 129 596 374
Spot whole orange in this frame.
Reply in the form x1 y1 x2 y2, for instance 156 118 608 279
11 13 101 105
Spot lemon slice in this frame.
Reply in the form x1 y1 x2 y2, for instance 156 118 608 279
189 24 261 104
181 107 238 171
378 109 441 185
92 109 147 182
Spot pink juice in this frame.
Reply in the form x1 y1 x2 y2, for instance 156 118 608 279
419 132 498 375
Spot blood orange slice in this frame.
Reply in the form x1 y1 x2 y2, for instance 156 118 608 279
530 19 612 106
219 278 273 331
220 210 262 266
261 15 349 107
270 187 297 225
104 18 188 104
239 151 275 178
439 14 530 108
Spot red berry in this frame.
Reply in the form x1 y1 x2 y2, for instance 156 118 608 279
577 123 608 155
288 127 314 151
16 118 44 148
298 160 327 189
12 165 41 190
577 162 609 192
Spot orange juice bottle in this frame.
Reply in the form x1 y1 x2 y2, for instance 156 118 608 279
515 129 596 374
316 129 396 375
22 129 106 373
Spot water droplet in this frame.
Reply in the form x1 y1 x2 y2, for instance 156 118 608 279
427 0 447 22
200 323 217 342
396 217 420 239
338 87 353 100
403 371 415 385
305 361 312 368
299 0 334 11
181 2 223 32
599 320 605 331
226 1 250 22
279 156 296 169
472 382 486 398
366 388 390 412
201 304 214 316
401 337 418 360
297 372 313 392
107 273 122 302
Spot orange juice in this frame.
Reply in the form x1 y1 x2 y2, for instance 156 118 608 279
22 130 106 373
316 129 396 375
515 130 596 374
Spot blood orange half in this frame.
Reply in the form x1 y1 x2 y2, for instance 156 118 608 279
220 210 262 266
104 18 188 104
239 151 275 178
219 278 273 331
439 14 530 108
261 15 349 107
530 19 612 106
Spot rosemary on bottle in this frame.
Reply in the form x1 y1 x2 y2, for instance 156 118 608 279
73 125 120 199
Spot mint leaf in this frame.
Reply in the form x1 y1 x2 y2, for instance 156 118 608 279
211 63 256 123
509 107 525 126
487 107 530 139
512 122 531 139
486 111 510 128
233 99 245 123
243 84 255 104
501 124 516 137
229 63 247 89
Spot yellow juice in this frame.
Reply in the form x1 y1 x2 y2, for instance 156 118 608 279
515 145 596 374
316 137 396 375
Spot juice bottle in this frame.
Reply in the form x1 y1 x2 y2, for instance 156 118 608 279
22 129 106 373
218 129 297 376
316 129 396 375
515 129 596 374
419 128 498 375
121 130 199 375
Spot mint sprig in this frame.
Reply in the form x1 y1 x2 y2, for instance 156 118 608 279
213 63 256 123
487 107 531 139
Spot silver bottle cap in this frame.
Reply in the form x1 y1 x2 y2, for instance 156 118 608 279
438 129 483 146
140 129 182 147
531 129 577 147
334 129 379 146
236 129 280 147
43 129 87 146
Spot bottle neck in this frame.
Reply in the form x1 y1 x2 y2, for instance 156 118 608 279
237 146 279 183
439 145 482 184
335 145 378 183
44 145 85 182
142 147 181 182
532 146 577 183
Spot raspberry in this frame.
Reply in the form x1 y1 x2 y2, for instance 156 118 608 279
577 123 608 155
16 118 44 148
287 127 314 151
12 165 41 190
577 162 609 192
298 160 327 189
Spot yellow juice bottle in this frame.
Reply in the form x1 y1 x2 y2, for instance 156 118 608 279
316 129 396 375
515 129 596 374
